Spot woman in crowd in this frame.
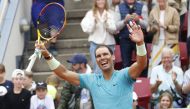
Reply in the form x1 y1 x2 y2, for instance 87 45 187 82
80 0 116 73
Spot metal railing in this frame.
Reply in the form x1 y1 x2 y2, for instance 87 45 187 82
0 0 9 32
0 0 19 63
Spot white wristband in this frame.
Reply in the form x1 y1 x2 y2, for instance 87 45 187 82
46 57 61 70
136 44 147 56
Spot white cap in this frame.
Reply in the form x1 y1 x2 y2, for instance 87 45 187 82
12 69 25 78
133 92 138 101
0 86 7 96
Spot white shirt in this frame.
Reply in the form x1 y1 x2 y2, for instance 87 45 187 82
159 10 165 40
80 10 116 45
150 64 183 98
30 95 55 109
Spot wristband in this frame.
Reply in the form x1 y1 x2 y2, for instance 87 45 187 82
46 57 61 70
136 43 147 56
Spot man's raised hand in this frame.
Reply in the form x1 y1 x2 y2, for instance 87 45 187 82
127 21 144 45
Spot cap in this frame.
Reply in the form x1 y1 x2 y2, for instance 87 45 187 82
12 69 25 78
67 53 87 64
36 81 47 89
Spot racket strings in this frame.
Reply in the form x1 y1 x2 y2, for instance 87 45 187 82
38 3 66 41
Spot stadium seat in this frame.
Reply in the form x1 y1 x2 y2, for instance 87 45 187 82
114 45 123 70
134 77 151 109
179 42 189 70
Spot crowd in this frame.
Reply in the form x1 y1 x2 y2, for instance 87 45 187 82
0 0 190 109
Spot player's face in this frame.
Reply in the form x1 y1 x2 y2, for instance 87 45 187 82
160 96 171 109
95 47 114 72
96 0 106 9
36 88 47 99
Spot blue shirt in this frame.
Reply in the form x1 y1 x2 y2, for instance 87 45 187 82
79 68 135 109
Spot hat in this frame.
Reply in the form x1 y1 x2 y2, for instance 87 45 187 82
12 69 25 78
36 81 47 89
67 53 87 64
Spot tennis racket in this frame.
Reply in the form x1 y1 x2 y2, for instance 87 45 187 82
26 2 66 72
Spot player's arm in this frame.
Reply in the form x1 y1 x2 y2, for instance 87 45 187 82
127 21 147 79
36 43 80 86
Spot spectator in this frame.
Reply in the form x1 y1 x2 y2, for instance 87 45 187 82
80 0 117 73
0 64 13 109
23 70 36 95
57 53 93 109
150 47 184 108
46 74 60 108
30 81 55 109
4 69 31 109
31 0 65 55
36 21 147 109
147 0 180 76
116 0 148 68
155 91 173 109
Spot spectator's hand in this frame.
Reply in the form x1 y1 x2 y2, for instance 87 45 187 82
94 14 99 23
132 13 139 22
172 71 177 83
124 14 132 23
159 22 167 29
127 21 144 44
156 75 162 86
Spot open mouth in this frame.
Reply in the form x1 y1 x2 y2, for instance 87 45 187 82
101 60 108 68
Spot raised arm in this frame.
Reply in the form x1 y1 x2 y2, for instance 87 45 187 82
36 43 80 86
127 21 147 79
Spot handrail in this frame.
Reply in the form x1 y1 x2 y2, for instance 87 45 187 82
0 0 20 63
0 0 9 31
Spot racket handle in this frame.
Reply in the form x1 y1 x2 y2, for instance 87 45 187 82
26 56 37 72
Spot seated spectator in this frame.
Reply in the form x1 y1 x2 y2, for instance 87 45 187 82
150 47 184 108
4 69 31 109
155 91 173 109
0 64 13 109
57 53 93 109
23 70 36 95
30 81 55 109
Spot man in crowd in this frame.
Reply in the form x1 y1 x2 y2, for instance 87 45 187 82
150 47 184 108
57 53 93 109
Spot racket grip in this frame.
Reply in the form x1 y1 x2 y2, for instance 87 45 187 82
26 56 37 72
